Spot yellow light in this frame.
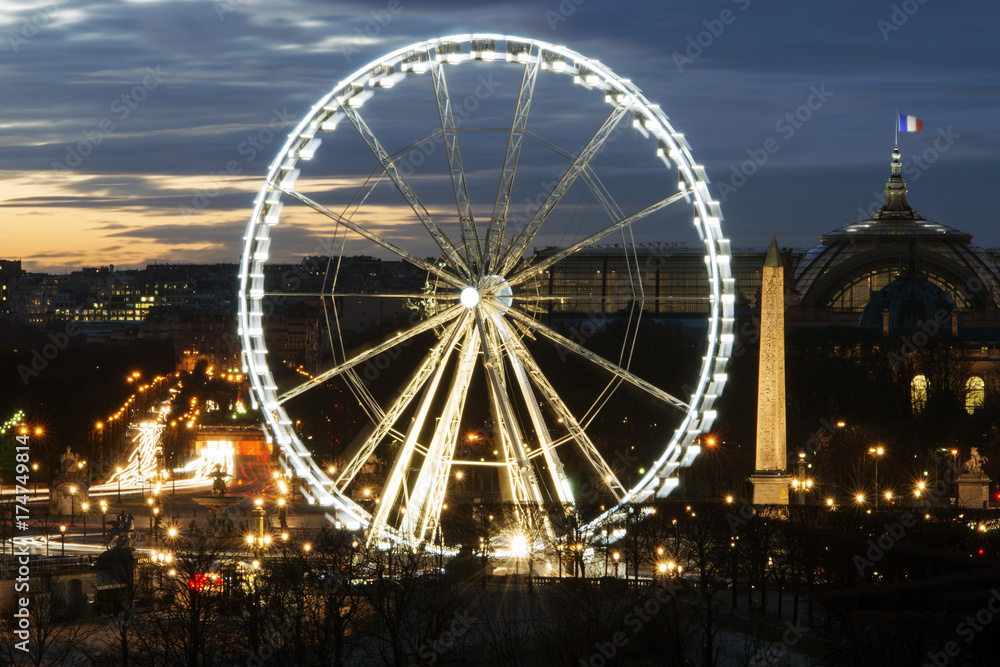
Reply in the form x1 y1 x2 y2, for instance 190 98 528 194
304 543 311 552
725 495 733 504
246 535 255 545
658 563 667 573
455 471 463 480
826 498 834 506
856 494 865 504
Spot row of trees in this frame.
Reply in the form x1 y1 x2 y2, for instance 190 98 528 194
3 498 999 666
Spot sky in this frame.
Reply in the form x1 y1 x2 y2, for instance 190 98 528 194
2 0 999 273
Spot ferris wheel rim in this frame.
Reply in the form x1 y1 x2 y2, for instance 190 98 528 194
236 33 734 545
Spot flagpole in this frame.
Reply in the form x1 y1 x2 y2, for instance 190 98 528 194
895 110 898 147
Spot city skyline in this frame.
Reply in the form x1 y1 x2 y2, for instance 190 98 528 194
2 0 999 273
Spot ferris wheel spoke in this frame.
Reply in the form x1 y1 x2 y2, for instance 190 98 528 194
485 60 539 275
496 103 632 277
341 105 472 280
334 314 469 492
475 308 550 510
505 189 692 289
511 294 710 303
367 314 473 544
277 186 465 289
489 313 574 504
493 315 626 501
504 305 690 411
524 130 623 221
430 62 483 272
276 304 464 405
400 326 479 544
262 292 460 301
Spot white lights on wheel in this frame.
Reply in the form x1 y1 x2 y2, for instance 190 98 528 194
236 34 733 548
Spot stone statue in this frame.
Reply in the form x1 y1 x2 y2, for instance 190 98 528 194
964 447 988 475
210 466 230 497
60 446 80 475
106 511 137 550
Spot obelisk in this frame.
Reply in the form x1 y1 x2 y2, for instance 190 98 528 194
751 235 790 505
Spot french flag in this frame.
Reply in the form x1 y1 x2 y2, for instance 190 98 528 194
898 114 923 132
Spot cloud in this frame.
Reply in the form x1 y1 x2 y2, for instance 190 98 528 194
1 0 998 269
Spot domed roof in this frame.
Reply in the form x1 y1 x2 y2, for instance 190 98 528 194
859 248 957 330
794 147 1000 311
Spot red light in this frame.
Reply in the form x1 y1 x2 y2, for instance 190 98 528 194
978 548 985 556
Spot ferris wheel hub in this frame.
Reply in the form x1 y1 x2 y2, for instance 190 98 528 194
459 286 480 308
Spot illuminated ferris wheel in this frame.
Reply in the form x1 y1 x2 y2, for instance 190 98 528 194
237 34 733 548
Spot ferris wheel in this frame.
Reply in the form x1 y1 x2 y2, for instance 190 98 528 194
237 34 733 548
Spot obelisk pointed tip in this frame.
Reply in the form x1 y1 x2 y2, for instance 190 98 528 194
764 234 780 267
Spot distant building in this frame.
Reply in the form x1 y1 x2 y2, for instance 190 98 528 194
0 259 21 316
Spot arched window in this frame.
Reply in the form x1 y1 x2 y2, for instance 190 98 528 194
965 376 985 414
911 375 928 414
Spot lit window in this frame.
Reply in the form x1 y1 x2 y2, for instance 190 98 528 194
911 375 928 414
966 377 985 414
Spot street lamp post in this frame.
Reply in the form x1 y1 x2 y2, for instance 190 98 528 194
869 446 884 511
116 467 122 502
81 502 89 542
59 524 66 557
147 497 156 546
68 485 77 525
100 500 108 545
613 552 620 578
31 463 38 496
